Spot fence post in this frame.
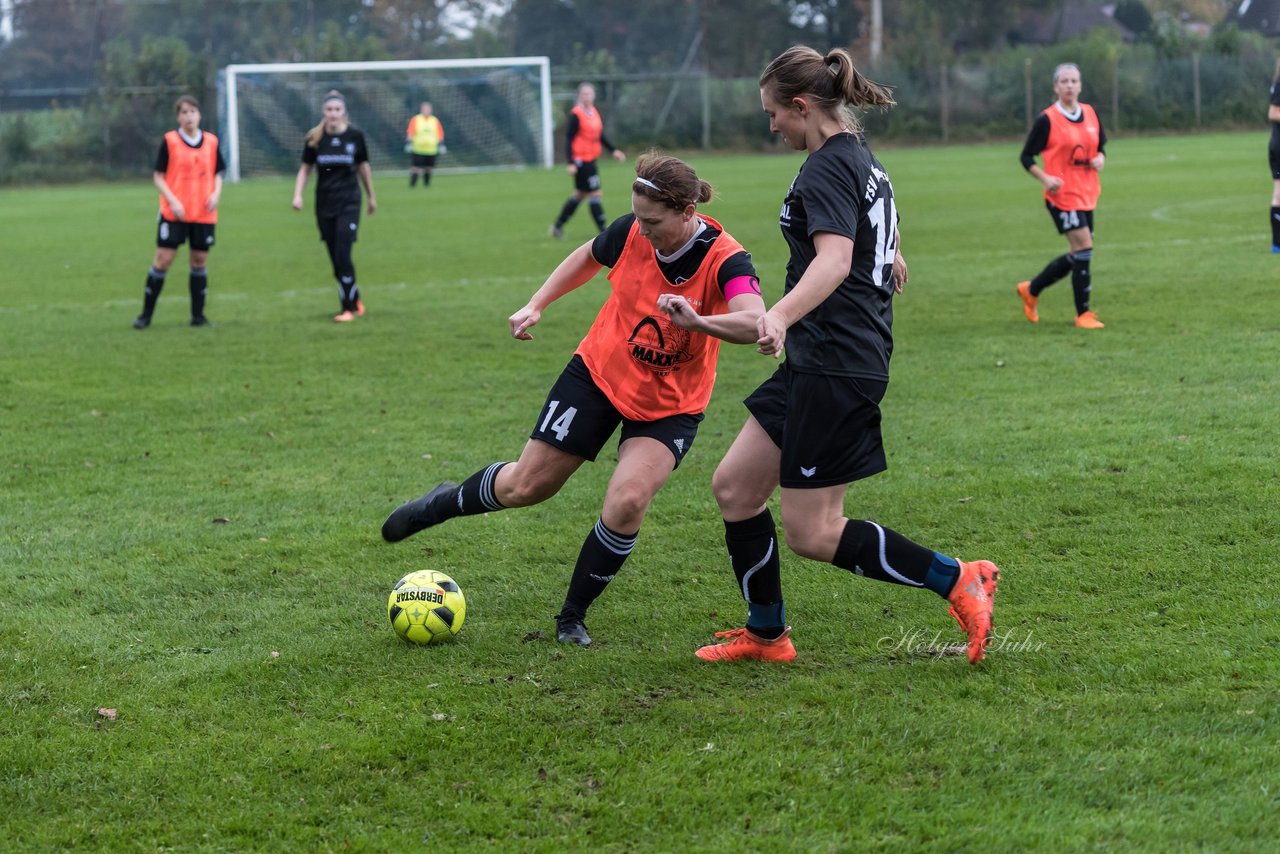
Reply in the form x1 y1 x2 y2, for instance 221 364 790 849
1193 51 1201 126
940 63 950 143
701 71 710 150
1112 54 1120 134
1024 57 1033 130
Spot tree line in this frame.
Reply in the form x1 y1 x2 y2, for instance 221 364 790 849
0 0 1269 183
1 0 1242 93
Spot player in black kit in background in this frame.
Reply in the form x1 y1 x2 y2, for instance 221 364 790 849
292 90 378 322
1268 59 1280 252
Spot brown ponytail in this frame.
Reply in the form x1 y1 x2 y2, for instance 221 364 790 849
760 45 894 132
632 150 714 211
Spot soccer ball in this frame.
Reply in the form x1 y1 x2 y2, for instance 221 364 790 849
387 570 466 645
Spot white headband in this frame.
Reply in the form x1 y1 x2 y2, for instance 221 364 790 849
634 177 662 193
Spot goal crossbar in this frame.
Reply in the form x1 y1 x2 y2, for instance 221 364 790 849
221 56 553 181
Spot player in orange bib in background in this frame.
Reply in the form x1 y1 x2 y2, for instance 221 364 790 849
549 82 626 239
133 95 224 329
384 153 766 647
1016 62 1107 329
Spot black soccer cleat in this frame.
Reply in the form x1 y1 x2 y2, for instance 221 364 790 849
381 481 459 542
190 315 210 327
555 614 592 646
133 315 151 330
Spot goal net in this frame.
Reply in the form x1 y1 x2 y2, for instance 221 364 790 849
218 57 553 181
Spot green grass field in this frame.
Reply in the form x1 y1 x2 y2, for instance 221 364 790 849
3 132 1279 851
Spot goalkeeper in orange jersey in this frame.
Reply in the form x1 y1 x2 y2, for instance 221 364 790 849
406 101 444 188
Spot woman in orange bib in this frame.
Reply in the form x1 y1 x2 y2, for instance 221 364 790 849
384 153 765 646
1016 63 1107 329
133 95 224 329
549 82 626 239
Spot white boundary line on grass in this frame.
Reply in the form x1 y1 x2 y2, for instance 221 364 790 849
1150 194 1255 222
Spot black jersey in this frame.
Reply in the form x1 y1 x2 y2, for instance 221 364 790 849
779 133 898 380
301 126 369 218
592 213 757 290
1270 81 1280 151
154 130 226 175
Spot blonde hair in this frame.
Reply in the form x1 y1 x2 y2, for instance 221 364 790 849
631 151 713 211
759 45 895 133
305 90 347 147
1053 63 1082 85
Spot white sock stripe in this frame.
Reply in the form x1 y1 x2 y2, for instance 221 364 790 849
479 462 506 511
740 539 775 602
869 520 921 587
594 519 636 555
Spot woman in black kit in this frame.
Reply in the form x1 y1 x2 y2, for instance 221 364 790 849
694 46 999 667
292 90 378 322
1268 59 1280 253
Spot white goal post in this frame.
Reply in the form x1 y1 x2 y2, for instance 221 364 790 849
218 57 553 182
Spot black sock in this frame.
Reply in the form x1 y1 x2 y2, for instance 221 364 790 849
589 199 606 231
423 171 431 186
337 276 358 312
832 519 962 600
410 173 418 187
327 238 357 311
560 518 637 618
555 197 580 227
725 510 785 639
141 267 166 318
1069 249 1093 315
1029 254 1072 295
189 268 207 318
1271 206 1280 247
435 462 510 522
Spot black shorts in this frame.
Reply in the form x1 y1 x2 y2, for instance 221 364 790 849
410 153 437 169
573 159 602 194
531 355 702 468
156 217 215 251
1269 142 1280 180
745 362 888 489
317 210 360 244
1044 201 1094 235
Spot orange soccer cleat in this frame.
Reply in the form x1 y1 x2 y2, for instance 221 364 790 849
695 627 796 663
355 299 366 317
333 310 355 323
1074 310 1104 329
947 560 1000 664
1016 281 1039 323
